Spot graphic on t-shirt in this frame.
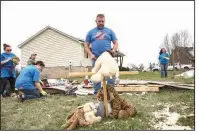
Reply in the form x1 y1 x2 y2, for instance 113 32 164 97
95 31 106 40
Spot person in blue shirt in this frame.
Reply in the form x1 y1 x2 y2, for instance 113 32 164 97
84 14 119 95
15 61 47 102
0 44 17 96
158 48 170 78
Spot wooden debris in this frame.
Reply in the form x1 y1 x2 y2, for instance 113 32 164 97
115 86 159 92
163 84 194 90
117 84 164 87
69 71 139 77
178 84 194 87
148 82 194 90
43 87 66 94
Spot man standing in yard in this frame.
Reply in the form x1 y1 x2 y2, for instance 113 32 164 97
15 61 47 102
84 14 119 95
27 53 37 65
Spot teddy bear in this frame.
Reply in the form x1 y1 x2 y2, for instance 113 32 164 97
83 102 102 124
91 50 120 84
65 102 102 130
96 84 137 119
12 56 20 66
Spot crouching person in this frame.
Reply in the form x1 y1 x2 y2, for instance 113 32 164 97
15 61 47 102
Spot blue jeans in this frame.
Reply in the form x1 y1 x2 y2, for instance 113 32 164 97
19 89 41 100
160 63 168 78
92 59 115 95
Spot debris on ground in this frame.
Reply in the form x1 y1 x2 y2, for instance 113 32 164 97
175 70 194 79
41 78 194 96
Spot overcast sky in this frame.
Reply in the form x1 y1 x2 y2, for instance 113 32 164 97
1 1 194 67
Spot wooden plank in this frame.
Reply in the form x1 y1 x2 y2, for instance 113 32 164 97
115 86 159 92
69 71 139 77
178 84 194 87
103 79 109 117
43 87 66 94
148 81 182 85
164 84 194 90
117 84 164 87
76 89 94 95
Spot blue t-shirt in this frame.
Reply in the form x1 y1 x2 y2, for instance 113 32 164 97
159 53 169 64
85 27 117 57
0 52 16 78
15 65 40 90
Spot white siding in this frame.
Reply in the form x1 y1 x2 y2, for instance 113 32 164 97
20 29 92 67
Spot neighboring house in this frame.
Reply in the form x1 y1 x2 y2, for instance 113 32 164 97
170 46 194 67
18 26 92 78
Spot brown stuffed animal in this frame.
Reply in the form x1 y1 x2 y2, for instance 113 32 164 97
65 107 89 130
12 56 20 66
96 84 137 119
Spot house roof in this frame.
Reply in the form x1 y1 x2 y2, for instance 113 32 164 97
176 46 194 60
18 26 84 48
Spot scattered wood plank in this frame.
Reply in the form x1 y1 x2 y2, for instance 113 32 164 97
178 84 194 87
43 87 66 94
164 84 194 90
75 88 94 95
69 71 139 77
147 81 194 90
115 86 159 92
117 84 164 87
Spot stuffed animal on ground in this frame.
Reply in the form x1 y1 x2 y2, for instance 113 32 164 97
91 50 120 84
65 102 102 130
83 102 102 124
96 84 137 119
65 107 89 130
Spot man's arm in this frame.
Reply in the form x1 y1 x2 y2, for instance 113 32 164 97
110 29 118 53
112 40 119 52
84 42 92 56
33 69 47 95
35 82 43 92
84 42 96 59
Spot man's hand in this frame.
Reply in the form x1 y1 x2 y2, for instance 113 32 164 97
90 54 96 60
110 49 116 57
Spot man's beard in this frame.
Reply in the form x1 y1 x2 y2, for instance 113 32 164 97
98 25 104 28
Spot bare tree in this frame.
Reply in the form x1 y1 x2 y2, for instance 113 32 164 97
179 30 192 47
129 64 144 72
138 64 144 72
161 30 192 55
170 32 180 75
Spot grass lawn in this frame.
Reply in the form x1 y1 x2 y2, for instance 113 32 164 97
69 71 194 84
1 71 195 130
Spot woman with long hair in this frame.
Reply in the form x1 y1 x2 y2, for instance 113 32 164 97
158 48 169 78
1 44 18 96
